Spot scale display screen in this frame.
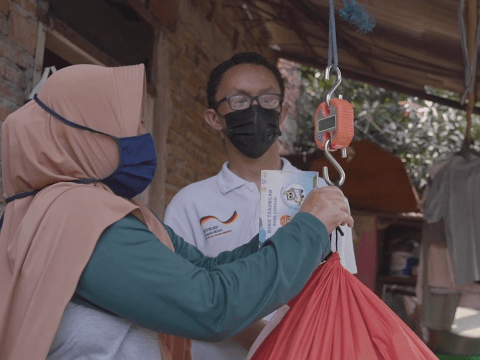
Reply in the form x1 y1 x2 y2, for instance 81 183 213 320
316 115 336 133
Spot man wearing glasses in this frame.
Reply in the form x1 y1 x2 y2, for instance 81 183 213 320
164 52 324 359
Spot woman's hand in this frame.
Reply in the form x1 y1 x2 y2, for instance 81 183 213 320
300 187 354 234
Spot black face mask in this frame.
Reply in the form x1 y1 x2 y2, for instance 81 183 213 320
223 105 282 159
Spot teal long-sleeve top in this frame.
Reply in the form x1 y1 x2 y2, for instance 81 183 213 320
73 212 330 342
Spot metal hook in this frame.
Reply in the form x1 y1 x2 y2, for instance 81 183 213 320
323 138 347 186
325 66 342 108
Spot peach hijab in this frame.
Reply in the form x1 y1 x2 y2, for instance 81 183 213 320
0 64 191 360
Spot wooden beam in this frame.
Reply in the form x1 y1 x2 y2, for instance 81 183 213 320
247 0 375 71
124 0 163 30
46 31 105 66
277 46 464 93
274 50 480 115
33 22 47 86
365 57 463 92
251 0 468 99
290 0 376 72
466 0 478 143
149 0 180 32
48 18 121 67
356 0 459 41
46 17 157 96
286 8 320 59
127 0 184 34
345 25 463 75
341 69 480 115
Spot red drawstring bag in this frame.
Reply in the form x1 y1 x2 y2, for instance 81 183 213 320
250 253 437 360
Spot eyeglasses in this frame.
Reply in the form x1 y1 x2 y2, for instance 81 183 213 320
214 93 283 111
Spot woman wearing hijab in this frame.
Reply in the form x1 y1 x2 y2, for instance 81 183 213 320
0 64 353 360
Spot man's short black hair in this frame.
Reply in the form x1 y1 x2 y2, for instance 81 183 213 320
207 52 285 109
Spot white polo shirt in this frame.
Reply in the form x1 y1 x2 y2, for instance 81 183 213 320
164 158 357 360
165 159 300 257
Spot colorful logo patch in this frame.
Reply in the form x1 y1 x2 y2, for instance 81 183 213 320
200 211 238 226
282 183 305 207
279 214 293 226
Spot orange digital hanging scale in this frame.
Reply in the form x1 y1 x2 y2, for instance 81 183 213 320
314 98 354 151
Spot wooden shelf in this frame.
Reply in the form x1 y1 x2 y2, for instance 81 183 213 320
378 275 417 287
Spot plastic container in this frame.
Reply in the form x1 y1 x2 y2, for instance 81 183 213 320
390 251 415 277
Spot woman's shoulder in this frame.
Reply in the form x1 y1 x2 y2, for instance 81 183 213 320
37 183 132 208
101 213 153 241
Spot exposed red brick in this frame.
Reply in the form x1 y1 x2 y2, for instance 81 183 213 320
193 99 207 115
0 35 32 69
186 158 199 170
213 13 235 41
0 101 17 121
190 0 213 17
182 32 198 50
195 126 218 146
177 51 196 70
11 0 36 16
0 58 26 88
0 0 10 15
165 158 177 171
194 45 209 63
184 72 203 97
8 9 37 55
0 80 23 105
149 0 178 32
179 167 195 182
166 173 189 188
168 134 188 155
167 37 181 58
167 143 187 161
186 130 206 148
0 12 8 35
165 184 179 201
169 116 190 137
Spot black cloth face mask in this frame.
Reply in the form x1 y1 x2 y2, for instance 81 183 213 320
223 105 282 159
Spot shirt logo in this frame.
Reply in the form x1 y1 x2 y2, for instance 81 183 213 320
200 211 238 240
200 211 238 226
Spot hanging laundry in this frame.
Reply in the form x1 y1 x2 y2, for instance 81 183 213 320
424 155 480 286
247 253 437 360
416 221 460 333
416 154 480 338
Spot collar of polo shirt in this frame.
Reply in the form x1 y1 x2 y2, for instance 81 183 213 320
216 159 297 195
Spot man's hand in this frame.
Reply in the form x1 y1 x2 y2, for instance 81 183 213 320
300 186 354 234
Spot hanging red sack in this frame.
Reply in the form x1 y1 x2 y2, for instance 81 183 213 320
249 253 437 360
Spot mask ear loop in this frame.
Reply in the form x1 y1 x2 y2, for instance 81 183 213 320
33 94 124 183
33 95 111 137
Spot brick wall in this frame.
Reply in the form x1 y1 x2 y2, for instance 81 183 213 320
0 0 38 209
0 0 282 217
148 0 279 217
0 0 37 119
